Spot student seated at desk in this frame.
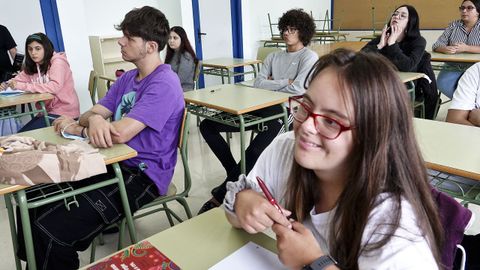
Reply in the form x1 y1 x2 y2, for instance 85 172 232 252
165 26 198 91
447 62 480 125
433 0 480 99
362 5 425 72
198 9 318 214
362 5 438 120
0 33 80 131
16 7 184 270
224 49 444 269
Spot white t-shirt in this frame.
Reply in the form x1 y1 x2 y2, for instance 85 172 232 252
450 62 480 110
235 131 438 269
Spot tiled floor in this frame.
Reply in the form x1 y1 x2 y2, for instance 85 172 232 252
0 98 479 269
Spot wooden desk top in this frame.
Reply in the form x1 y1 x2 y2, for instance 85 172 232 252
82 208 277 270
356 34 381 40
398 72 428 83
309 41 367 57
184 84 290 115
429 51 480 63
414 118 480 180
0 127 137 195
202 57 262 69
0 93 54 108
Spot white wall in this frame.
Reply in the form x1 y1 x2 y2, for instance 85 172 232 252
55 0 184 112
0 0 44 55
56 0 93 112
241 0 330 59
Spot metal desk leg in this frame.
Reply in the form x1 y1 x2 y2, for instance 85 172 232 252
226 68 231 84
239 115 246 174
112 163 137 244
17 189 36 270
38 101 50 127
282 105 289 131
250 64 258 78
220 68 225 84
5 194 22 270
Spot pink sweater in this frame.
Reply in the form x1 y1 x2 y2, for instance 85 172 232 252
13 52 80 118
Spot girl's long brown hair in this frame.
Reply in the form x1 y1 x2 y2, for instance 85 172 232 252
285 49 443 269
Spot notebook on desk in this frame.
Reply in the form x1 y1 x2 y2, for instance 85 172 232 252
0 87 25 97
86 240 180 270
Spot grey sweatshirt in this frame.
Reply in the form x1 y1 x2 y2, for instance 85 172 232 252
254 47 318 95
169 51 195 91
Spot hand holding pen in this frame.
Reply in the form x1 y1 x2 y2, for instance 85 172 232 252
256 176 292 229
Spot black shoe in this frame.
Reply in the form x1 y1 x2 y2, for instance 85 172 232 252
197 199 220 215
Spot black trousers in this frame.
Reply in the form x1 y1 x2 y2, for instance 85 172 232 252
16 164 159 270
199 105 286 203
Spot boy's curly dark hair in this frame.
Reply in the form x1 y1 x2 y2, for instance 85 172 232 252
278 9 315 46
115 6 170 52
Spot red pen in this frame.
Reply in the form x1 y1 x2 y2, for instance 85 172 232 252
256 176 285 216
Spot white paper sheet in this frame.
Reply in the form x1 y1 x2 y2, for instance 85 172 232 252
209 241 287 270
0 87 25 96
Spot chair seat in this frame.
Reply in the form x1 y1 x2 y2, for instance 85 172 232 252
165 183 177 196
142 183 178 209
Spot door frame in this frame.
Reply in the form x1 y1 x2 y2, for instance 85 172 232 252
192 0 244 87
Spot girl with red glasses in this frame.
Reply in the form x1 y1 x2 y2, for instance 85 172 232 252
223 49 443 269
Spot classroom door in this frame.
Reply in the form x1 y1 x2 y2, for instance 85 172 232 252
196 0 233 87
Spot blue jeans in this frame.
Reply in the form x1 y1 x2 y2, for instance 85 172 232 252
18 114 59 132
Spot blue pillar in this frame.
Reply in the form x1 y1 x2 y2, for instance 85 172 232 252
230 0 244 83
192 0 205 88
39 0 65 52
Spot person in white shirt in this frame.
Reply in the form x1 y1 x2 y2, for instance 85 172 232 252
224 49 443 269
446 62 480 126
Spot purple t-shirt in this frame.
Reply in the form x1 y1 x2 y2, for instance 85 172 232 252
98 64 184 195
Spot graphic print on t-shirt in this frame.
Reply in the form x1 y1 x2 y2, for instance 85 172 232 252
114 91 136 121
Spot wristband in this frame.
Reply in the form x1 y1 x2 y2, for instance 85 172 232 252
303 255 337 270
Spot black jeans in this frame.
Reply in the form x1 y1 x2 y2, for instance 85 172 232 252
199 105 286 203
16 164 159 270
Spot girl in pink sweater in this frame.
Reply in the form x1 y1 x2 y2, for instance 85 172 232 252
0 33 80 131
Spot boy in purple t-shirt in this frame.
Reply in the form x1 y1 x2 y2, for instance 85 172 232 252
16 7 183 270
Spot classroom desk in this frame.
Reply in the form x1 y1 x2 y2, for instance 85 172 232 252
414 119 480 180
399 72 428 118
357 34 381 41
184 84 290 174
429 51 480 64
261 34 341 48
202 57 262 84
0 127 138 270
313 31 348 43
414 118 480 203
310 41 367 57
82 208 277 270
0 93 54 127
429 51 480 74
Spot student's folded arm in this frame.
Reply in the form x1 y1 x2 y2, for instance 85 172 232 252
468 109 480 126
383 39 426 72
110 117 146 144
78 104 113 127
446 109 475 126
447 64 480 126
280 55 318 95
432 25 453 52
464 44 480 53
254 53 289 91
